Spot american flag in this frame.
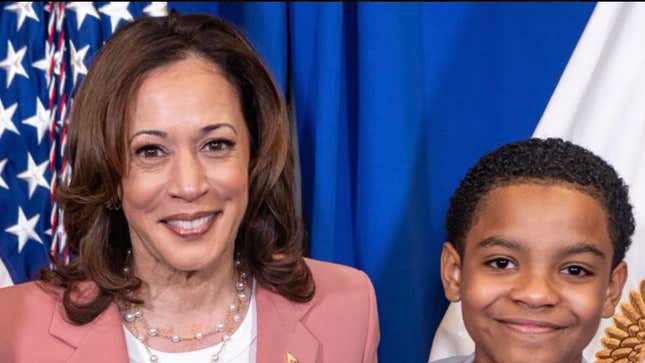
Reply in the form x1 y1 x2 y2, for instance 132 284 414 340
0 2 169 287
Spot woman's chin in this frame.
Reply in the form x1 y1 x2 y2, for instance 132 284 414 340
160 251 230 274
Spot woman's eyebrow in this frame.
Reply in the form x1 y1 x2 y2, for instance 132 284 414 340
128 129 167 143
128 123 238 144
200 123 237 135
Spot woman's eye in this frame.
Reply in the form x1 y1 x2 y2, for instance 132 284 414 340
487 258 516 270
561 265 591 277
203 139 234 152
135 145 165 158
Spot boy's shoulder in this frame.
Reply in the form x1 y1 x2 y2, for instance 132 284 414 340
430 355 588 363
430 355 474 363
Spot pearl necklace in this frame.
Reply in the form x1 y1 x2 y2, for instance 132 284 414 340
120 261 250 362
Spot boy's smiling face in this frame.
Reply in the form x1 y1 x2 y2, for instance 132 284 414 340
441 182 627 363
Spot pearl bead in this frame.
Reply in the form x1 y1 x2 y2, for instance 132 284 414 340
229 303 237 312
216 322 225 332
147 327 158 337
238 292 247 301
233 314 241 322
135 310 143 318
150 354 158 362
137 334 145 341
124 311 137 322
222 334 230 342
195 332 203 340
235 260 241 266
236 282 245 291
171 335 180 343
240 272 247 279
122 266 130 274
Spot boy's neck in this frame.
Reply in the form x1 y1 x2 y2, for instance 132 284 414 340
472 349 586 363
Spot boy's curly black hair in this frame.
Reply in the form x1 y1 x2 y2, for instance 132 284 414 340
446 137 634 267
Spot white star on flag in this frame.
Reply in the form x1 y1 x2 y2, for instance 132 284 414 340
5 207 42 253
31 41 53 82
69 41 89 86
5 2 39 31
17 153 49 199
0 41 29 88
0 159 8 189
66 2 100 30
22 98 50 144
0 99 20 140
99 2 133 32
143 2 168 17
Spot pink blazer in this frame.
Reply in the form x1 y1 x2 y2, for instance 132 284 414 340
0 258 379 363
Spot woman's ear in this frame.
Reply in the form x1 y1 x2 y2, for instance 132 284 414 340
441 241 463 302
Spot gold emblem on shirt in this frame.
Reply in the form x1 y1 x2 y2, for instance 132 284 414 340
287 352 300 363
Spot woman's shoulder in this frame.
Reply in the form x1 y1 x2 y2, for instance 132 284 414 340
0 281 63 333
0 281 63 360
304 257 375 296
301 257 378 334
0 280 128 362
0 280 61 310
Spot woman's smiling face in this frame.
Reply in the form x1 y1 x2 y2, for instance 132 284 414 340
121 55 250 273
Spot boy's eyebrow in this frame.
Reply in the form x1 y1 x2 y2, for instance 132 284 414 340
477 238 607 260
557 242 607 260
476 236 524 251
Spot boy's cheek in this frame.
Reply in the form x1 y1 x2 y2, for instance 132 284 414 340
559 280 608 328
460 272 510 310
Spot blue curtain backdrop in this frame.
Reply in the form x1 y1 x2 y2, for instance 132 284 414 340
96 2 598 362
0 2 596 362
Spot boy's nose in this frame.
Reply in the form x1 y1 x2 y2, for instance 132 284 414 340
508 272 560 309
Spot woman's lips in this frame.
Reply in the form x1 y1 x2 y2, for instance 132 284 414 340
161 211 220 238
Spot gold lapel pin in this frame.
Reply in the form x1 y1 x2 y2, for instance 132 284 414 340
595 278 645 363
287 352 300 363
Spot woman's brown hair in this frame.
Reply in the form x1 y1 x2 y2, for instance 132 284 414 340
41 11 314 324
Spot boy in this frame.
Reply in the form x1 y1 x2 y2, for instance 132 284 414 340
434 138 632 363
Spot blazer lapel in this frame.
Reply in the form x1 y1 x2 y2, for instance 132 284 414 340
49 301 129 363
256 286 320 363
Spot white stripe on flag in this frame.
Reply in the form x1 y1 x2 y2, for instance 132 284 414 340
0 259 13 288
430 3 645 361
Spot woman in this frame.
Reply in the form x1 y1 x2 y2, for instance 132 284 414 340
0 12 379 363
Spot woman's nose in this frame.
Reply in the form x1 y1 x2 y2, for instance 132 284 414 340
166 149 209 202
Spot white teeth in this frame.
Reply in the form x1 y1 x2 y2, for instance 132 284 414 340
166 214 213 230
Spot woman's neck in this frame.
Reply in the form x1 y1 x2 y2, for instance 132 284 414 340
125 248 244 352
135 256 236 316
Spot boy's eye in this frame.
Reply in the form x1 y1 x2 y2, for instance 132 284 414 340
135 144 165 158
486 257 516 270
561 265 591 277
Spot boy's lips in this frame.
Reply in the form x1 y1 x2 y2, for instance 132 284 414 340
495 317 567 334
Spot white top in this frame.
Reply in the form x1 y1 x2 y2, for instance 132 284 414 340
123 281 257 363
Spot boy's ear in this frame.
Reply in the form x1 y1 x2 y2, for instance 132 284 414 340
441 241 463 302
602 260 628 318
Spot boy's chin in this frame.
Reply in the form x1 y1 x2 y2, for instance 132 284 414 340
477 344 583 363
